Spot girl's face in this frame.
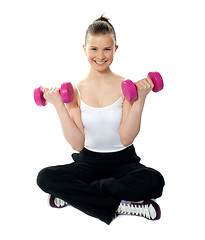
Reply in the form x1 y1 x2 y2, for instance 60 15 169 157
83 33 118 73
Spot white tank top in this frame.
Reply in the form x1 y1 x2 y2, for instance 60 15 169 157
76 86 127 153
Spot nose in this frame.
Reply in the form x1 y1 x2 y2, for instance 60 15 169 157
97 50 105 60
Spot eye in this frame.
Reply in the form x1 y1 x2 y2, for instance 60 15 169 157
105 48 111 51
91 47 97 51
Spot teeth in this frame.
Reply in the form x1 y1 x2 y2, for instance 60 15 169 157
95 61 106 64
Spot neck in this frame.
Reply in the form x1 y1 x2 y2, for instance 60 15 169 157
87 67 113 83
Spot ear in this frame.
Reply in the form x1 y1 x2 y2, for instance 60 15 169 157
83 44 87 56
115 45 119 52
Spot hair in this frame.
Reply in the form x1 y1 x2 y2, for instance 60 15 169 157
85 15 117 46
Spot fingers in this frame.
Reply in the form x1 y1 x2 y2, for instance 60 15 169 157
43 87 60 99
136 77 154 90
146 76 154 89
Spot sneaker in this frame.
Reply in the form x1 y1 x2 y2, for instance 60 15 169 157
48 195 69 208
116 199 161 220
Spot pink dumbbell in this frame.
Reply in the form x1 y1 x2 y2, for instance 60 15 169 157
121 72 164 101
34 82 74 106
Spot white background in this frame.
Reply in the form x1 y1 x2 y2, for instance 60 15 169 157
1 0 204 239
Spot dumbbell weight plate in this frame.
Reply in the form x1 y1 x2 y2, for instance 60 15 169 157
34 86 47 106
60 82 74 103
121 79 138 101
148 72 164 92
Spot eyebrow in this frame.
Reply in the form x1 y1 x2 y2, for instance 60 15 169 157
90 46 113 48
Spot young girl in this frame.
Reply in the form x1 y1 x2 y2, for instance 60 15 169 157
37 15 165 225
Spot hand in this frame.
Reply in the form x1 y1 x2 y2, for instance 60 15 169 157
43 87 64 106
134 76 154 102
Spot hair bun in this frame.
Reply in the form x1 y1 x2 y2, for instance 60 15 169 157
95 14 110 23
85 14 117 46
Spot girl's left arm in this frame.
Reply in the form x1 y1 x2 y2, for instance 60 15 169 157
119 77 154 146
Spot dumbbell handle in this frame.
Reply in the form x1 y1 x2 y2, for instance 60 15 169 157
34 82 74 106
121 72 164 102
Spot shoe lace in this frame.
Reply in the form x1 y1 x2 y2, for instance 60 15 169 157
54 197 67 207
117 202 152 219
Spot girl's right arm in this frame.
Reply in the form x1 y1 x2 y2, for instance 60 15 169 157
44 87 85 152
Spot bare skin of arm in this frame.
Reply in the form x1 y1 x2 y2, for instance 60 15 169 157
43 87 85 152
120 77 154 146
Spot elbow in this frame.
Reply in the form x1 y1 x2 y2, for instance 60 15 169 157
64 134 85 152
120 131 140 147
120 136 134 147
72 145 84 152
121 139 133 147
64 139 84 152
70 139 85 152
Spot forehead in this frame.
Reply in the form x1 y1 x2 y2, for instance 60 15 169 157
86 33 114 46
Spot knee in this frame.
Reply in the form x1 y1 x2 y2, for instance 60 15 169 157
36 167 53 191
135 167 165 197
149 169 165 197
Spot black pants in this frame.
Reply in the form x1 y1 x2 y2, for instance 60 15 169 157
37 145 165 224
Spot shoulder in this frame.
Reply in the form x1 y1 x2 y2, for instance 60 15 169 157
112 73 126 82
112 73 126 100
75 78 89 92
112 73 126 89
65 80 85 110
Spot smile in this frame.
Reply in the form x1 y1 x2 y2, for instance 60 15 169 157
94 60 108 65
